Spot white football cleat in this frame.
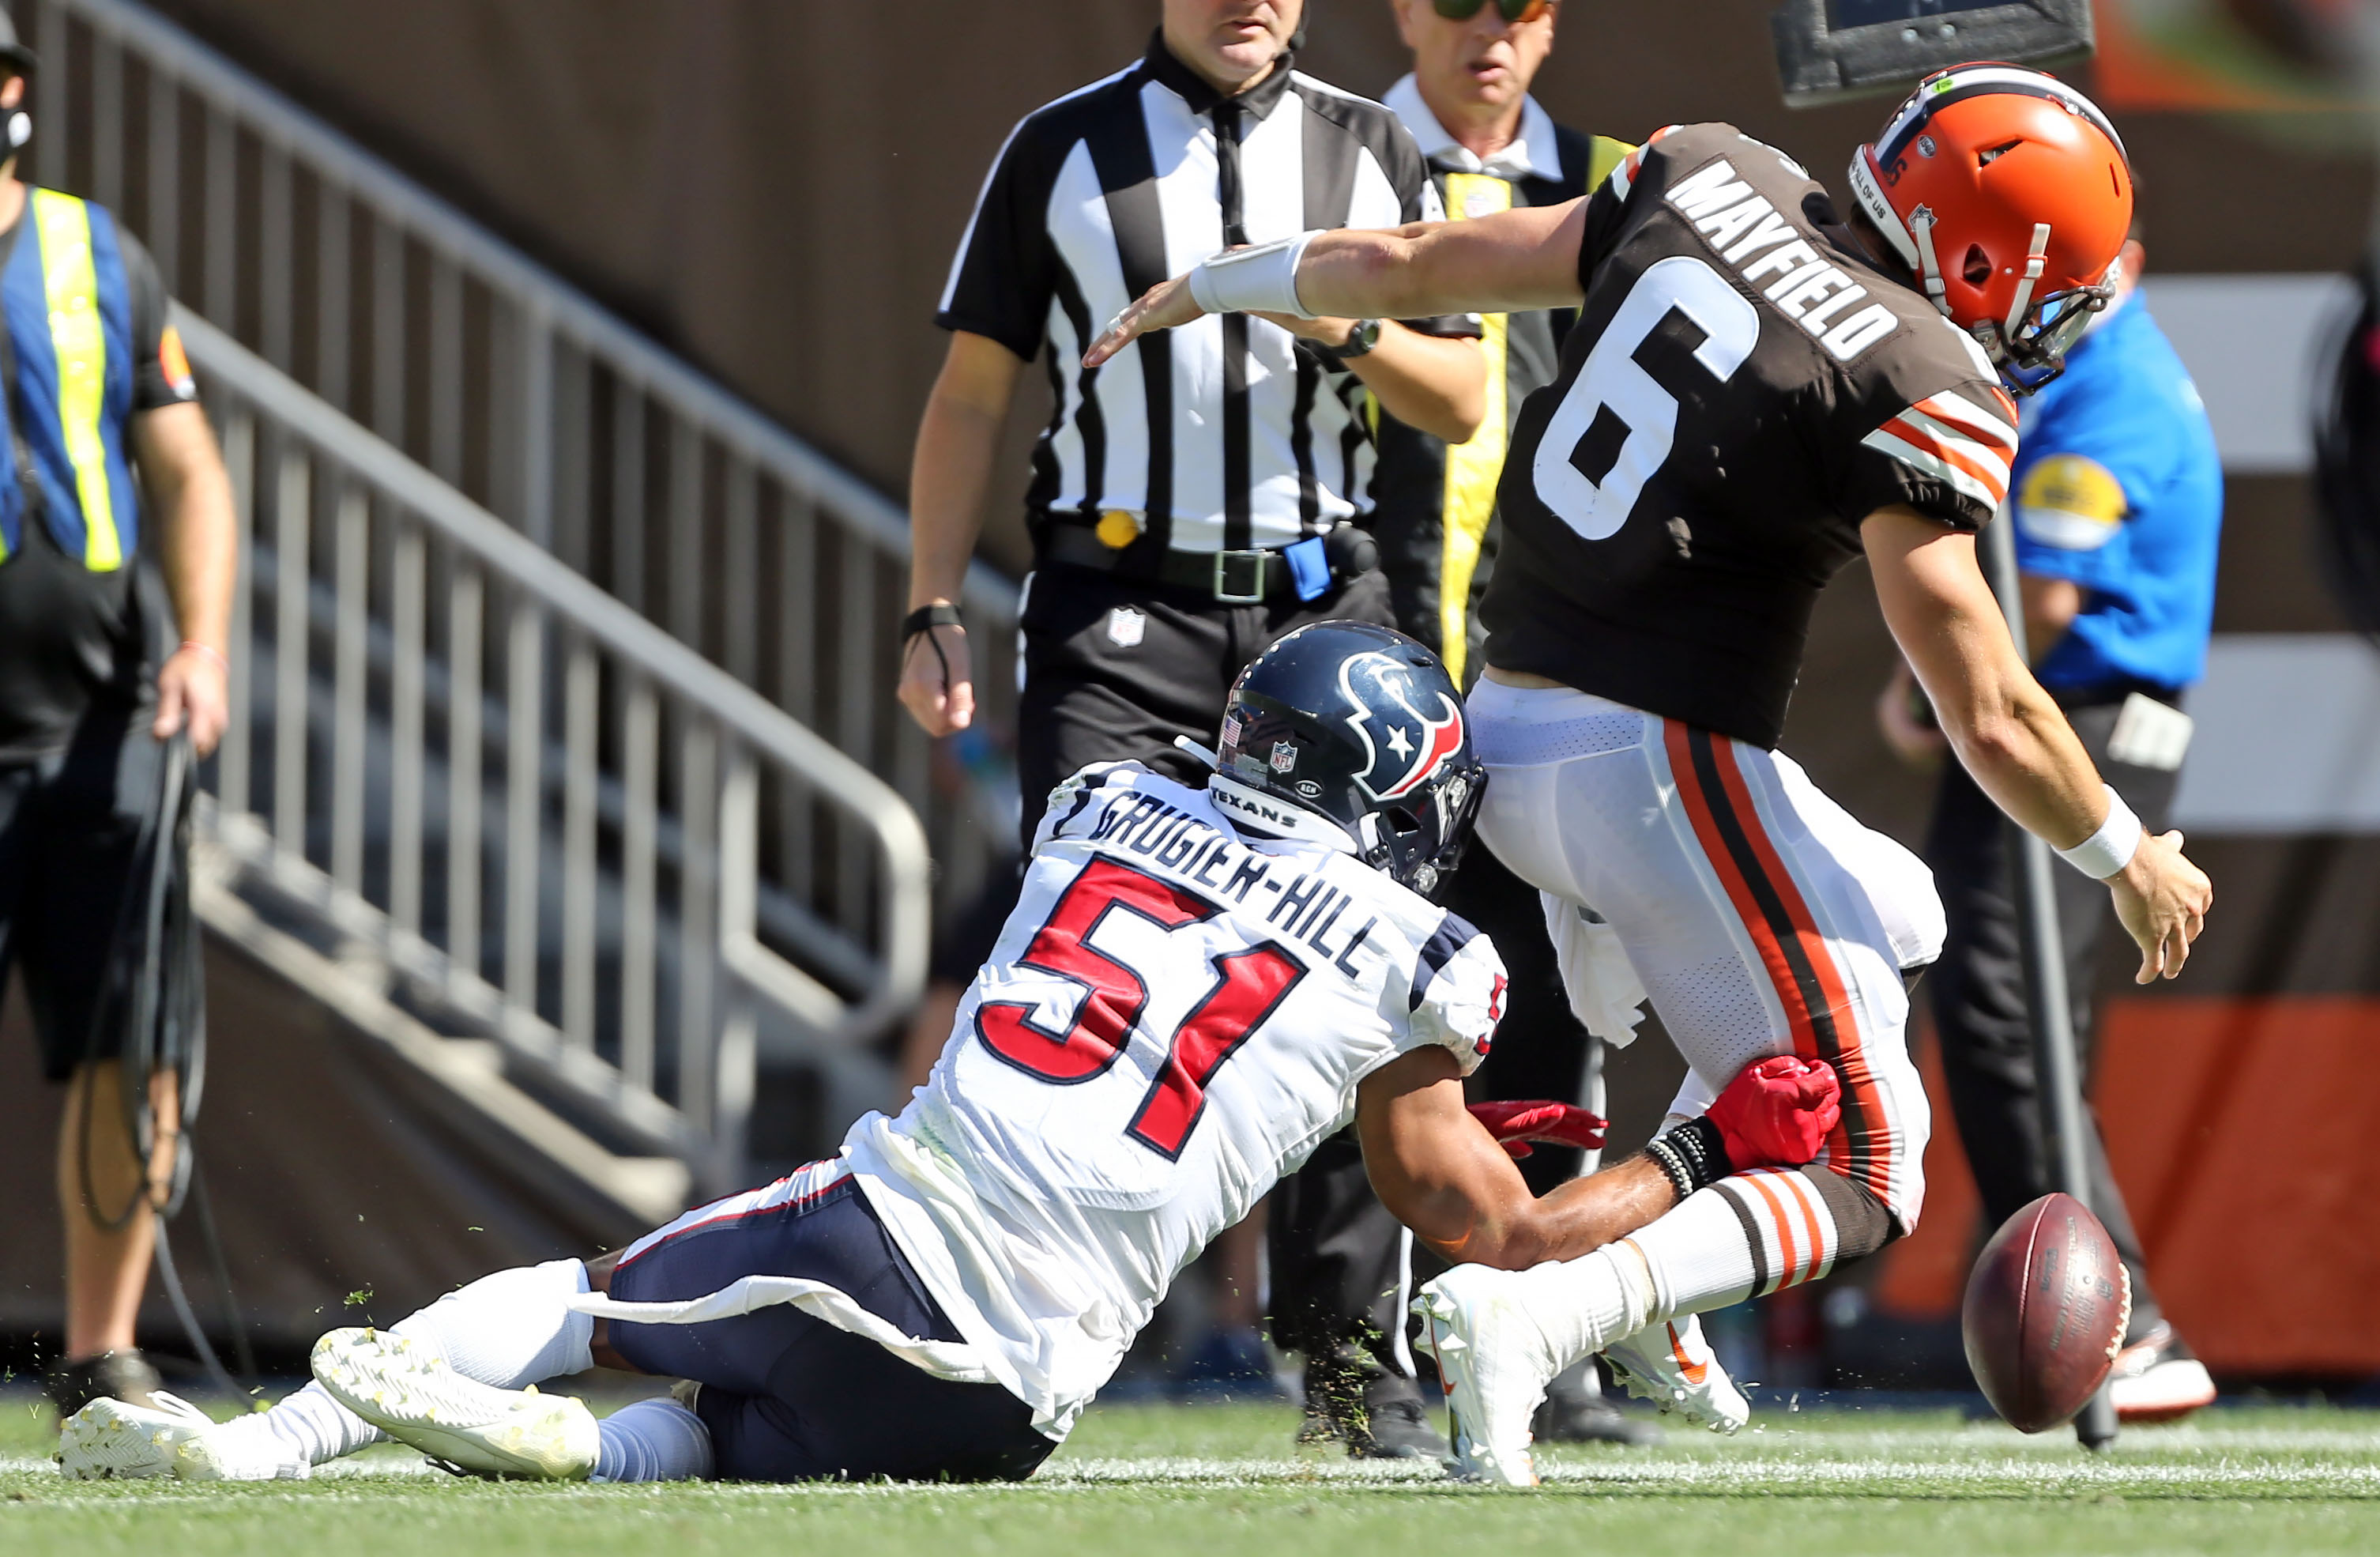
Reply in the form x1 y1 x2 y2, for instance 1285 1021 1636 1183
58 1393 220 1480
311 1328 598 1480
1412 1265 1562 1487
59 1400 285 1485
1603 1314 1749 1434
2108 1322 2216 1424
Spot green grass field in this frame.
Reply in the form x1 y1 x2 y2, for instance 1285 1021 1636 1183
3 1393 2374 1557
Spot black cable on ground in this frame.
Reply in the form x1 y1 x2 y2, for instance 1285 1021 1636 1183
189 1155 258 1382
72 729 254 1392
153 1220 239 1397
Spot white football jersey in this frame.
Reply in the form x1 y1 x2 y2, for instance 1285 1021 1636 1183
842 763 1504 1439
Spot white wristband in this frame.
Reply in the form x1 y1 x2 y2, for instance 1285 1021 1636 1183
2055 785 2143 880
1188 230 1320 318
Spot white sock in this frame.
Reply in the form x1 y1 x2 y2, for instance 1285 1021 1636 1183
593 1397 714 1483
1510 1244 1656 1374
388 1257 597 1387
225 1257 597 1471
205 1380 385 1472
1623 1183 1767 1321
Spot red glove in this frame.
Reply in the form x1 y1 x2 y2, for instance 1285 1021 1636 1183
1468 1099 1609 1159
1705 1056 1840 1167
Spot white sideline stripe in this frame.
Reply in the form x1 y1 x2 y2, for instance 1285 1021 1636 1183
2171 634 2380 832
2137 273 2356 475
17 1434 2380 1492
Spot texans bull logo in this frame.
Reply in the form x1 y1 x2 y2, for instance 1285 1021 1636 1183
1337 651 1466 801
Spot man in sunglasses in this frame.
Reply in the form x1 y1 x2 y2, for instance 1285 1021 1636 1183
1266 0 1659 1457
1088 64 2213 1480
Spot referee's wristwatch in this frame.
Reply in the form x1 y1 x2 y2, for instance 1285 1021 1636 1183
1314 319 1380 361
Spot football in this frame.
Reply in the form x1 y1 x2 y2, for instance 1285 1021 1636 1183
1962 1193 2133 1432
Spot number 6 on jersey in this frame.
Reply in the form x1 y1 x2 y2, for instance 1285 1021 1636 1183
1533 255 1759 541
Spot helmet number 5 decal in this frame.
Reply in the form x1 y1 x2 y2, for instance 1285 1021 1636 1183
1533 255 1760 541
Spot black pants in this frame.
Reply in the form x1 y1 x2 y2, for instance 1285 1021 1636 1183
0 707 176 1082
1926 696 2181 1342
1266 842 1598 1375
1014 560 1396 850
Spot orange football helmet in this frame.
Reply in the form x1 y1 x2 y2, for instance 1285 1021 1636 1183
1846 63 2133 391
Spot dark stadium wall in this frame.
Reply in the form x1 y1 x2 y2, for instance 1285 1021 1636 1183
135 1 2368 562
91 0 2380 1378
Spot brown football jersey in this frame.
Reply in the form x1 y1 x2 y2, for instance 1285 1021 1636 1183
1481 123 2020 748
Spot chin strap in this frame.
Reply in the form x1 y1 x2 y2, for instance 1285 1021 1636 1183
2002 221 2053 341
1907 204 1949 316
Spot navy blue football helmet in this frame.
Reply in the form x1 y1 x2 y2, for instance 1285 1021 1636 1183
1206 621 1487 893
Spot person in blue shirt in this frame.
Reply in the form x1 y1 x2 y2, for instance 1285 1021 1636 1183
1878 228 2222 1423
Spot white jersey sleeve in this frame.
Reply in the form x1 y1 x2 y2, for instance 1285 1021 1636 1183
1027 759 1147 856
1403 914 1504 1074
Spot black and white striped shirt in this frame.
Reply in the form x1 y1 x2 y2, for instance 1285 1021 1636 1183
938 33 1475 555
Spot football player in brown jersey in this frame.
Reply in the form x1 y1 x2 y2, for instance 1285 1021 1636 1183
1088 63 2211 1482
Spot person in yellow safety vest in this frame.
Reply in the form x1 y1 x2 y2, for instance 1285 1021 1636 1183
0 18 240 1425
1351 0 1658 1448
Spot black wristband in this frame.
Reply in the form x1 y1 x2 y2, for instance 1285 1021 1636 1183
1643 1136 1696 1202
1314 319 1380 361
1647 1115 1735 1200
901 603 962 643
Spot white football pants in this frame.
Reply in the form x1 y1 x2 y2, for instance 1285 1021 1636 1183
1467 680 1938 1238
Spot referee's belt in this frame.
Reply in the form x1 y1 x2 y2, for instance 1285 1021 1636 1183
1041 522 1375 605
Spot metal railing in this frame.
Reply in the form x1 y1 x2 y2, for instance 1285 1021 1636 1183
184 311 930 1192
21 0 1023 903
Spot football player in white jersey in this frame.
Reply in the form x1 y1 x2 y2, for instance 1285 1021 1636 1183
59 623 1841 1486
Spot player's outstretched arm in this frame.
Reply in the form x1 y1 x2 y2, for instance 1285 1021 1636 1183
1354 1050 1841 1270
1354 1046 1671 1270
1865 505 2212 981
1082 201 1587 371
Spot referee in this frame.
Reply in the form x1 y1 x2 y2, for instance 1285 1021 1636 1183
899 0 1482 1457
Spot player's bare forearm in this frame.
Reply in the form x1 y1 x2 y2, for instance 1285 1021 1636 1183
1346 328 1485 443
1356 1048 1677 1270
1866 507 2106 843
1083 204 1585 369
1297 202 1588 321
1866 506 2211 978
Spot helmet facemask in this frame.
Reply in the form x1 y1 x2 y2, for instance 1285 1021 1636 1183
1355 764 1486 897
1978 270 2116 394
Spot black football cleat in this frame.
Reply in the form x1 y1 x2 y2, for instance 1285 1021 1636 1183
1354 1389 1452 1461
43 1348 164 1422
1296 1348 1450 1461
1533 1363 1666 1447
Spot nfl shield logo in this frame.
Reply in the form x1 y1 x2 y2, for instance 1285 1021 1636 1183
1269 741 1297 774
1107 607 1147 648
